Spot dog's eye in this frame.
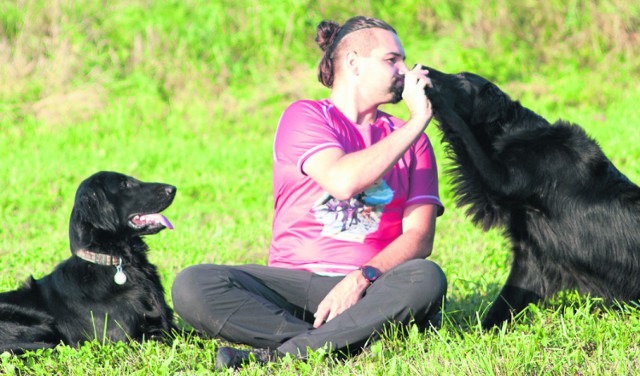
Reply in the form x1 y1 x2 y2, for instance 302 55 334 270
125 179 141 189
121 179 134 189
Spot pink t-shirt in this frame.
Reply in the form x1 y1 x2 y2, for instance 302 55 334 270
269 99 443 275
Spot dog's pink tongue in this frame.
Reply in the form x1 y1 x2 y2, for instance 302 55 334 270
143 214 174 230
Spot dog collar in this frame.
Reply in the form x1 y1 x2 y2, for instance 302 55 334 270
75 249 119 266
75 249 127 285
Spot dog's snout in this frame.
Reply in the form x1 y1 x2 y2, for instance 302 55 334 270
164 185 177 196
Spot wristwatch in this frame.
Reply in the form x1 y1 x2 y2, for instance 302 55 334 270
360 265 382 283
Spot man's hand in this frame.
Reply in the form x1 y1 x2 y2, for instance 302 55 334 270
402 64 433 127
313 270 370 328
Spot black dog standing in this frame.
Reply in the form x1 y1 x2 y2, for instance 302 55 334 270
425 68 640 328
0 171 177 353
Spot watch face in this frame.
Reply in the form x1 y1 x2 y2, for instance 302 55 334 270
363 266 380 282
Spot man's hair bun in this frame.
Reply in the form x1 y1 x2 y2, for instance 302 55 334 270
315 20 340 52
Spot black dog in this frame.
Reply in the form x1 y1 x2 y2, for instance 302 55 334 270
425 68 640 328
0 171 177 353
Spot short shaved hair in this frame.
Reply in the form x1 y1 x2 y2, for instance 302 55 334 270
315 16 397 88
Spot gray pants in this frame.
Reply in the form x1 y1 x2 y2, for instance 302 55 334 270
171 259 446 357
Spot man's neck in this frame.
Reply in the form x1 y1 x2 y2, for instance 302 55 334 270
329 90 379 126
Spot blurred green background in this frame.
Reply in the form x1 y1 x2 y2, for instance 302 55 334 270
1 1 639 374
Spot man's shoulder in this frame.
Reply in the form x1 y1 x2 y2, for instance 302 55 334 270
285 98 331 112
280 99 334 126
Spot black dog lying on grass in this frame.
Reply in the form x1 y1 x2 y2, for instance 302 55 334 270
425 67 640 328
0 171 177 353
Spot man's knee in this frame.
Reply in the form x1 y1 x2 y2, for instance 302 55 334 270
172 265 202 317
388 259 447 308
414 259 447 294
171 264 232 317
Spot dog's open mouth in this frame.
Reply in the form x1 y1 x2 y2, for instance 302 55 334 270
129 213 174 230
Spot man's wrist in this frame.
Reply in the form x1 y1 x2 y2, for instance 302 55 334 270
360 265 383 284
348 269 371 290
407 114 431 132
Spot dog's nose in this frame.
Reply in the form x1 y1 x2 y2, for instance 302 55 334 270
165 185 177 196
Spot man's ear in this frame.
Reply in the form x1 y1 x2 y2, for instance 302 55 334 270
344 50 360 76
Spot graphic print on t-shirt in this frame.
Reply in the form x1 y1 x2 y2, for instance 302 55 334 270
312 179 393 242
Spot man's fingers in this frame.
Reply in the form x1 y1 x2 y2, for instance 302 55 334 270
313 304 330 328
405 66 430 89
419 77 433 89
411 64 429 77
412 63 427 71
425 77 433 88
314 300 343 328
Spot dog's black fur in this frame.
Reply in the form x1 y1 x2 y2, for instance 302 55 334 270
425 68 640 328
0 171 177 353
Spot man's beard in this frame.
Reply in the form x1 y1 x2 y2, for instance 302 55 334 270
390 78 404 104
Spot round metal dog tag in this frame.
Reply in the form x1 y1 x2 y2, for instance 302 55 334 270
114 257 127 285
114 270 127 285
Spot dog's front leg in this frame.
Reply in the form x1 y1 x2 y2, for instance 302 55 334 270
481 252 544 328
140 304 178 343
138 319 175 343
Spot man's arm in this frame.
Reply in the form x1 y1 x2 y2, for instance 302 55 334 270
303 66 432 200
303 120 428 200
313 202 438 327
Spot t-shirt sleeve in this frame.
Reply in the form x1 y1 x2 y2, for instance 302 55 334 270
406 133 445 216
273 100 343 174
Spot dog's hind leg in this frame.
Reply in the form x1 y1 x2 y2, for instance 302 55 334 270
481 252 544 328
0 303 62 352
0 341 58 355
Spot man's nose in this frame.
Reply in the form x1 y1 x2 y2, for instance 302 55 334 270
397 62 409 75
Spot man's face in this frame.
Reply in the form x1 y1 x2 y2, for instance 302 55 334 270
358 29 408 104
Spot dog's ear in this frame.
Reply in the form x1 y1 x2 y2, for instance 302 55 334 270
70 186 118 233
69 186 119 253
472 84 513 125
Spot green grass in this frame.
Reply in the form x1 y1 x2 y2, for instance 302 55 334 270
1 0 640 374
